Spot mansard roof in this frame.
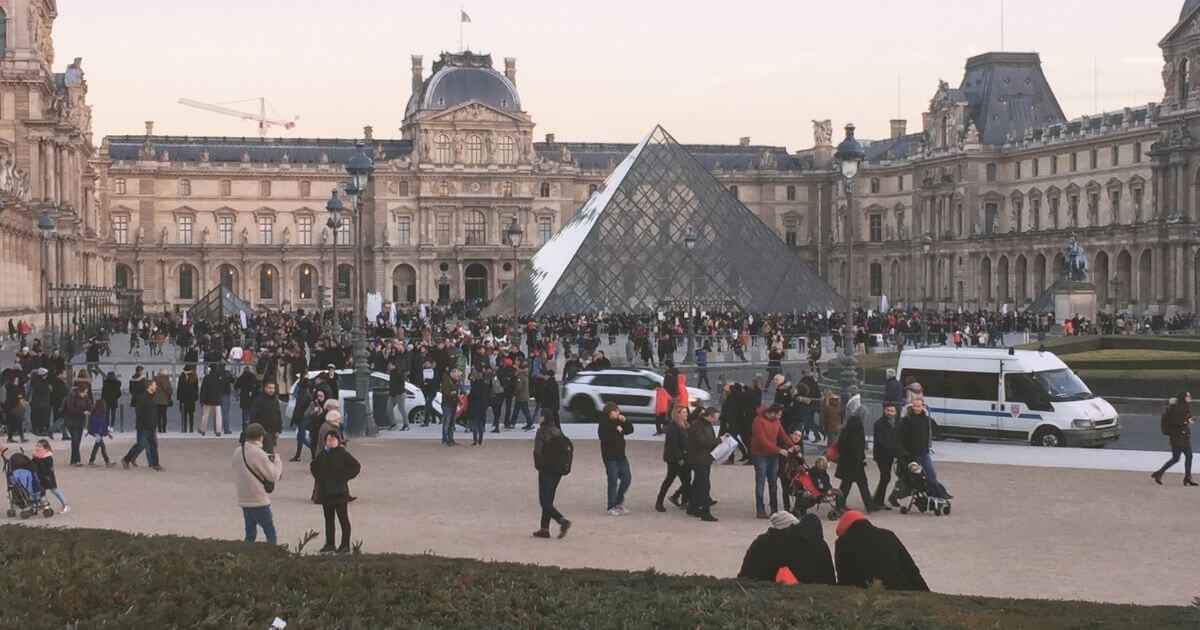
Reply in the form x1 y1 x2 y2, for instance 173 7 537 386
533 141 806 172
959 52 1067 145
106 136 413 165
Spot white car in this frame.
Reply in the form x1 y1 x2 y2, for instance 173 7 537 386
563 368 711 417
287 369 444 426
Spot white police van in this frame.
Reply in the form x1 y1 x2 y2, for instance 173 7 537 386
896 347 1120 447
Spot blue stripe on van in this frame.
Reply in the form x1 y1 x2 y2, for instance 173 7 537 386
929 406 1043 420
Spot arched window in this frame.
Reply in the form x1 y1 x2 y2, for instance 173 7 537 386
114 264 132 289
336 264 352 299
439 181 449 197
114 178 126 195
1181 58 1191 102
259 180 272 197
259 265 276 300
869 263 883 297
299 180 311 197
0 9 7 58
941 117 950 148
220 180 231 196
297 265 316 300
219 264 238 292
539 182 550 198
465 134 483 164
498 135 515 164
465 210 487 245
502 181 513 197
786 185 796 201
179 179 191 196
435 134 452 163
178 265 196 300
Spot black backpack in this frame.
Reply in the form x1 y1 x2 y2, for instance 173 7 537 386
547 432 574 476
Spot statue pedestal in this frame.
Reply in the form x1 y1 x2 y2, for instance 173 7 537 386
1052 284 1098 324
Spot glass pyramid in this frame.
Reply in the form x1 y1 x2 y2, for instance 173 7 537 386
494 125 845 316
186 283 255 323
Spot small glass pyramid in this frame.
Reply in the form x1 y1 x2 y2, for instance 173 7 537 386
494 125 844 316
186 283 255 323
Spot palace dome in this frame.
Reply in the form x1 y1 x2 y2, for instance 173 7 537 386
405 52 521 119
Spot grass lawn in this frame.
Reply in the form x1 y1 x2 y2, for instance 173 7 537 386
1061 349 1200 363
1075 369 1200 381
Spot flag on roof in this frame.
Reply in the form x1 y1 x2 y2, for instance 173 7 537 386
461 10 471 23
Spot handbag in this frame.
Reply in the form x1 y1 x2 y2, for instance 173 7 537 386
824 444 840 464
241 445 275 493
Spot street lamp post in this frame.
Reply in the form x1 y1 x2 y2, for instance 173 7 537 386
345 141 378 437
834 124 865 395
325 189 344 334
38 209 55 347
682 225 698 364
506 217 523 324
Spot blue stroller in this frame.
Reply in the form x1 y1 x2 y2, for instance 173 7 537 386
4 450 54 519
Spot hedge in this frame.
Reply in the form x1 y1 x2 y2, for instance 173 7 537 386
0 526 1195 629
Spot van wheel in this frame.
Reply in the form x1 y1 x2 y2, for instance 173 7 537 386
570 396 596 418
1032 427 1064 448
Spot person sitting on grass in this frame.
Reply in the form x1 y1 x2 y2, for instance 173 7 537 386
834 510 928 591
738 511 835 585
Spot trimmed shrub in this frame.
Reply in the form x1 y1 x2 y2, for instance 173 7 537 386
0 526 1194 629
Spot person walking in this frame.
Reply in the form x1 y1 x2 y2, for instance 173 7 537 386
466 369 490 446
440 368 462 446
249 382 284 454
897 396 949 499
151 369 173 433
872 403 901 509
655 404 691 512
122 379 164 471
177 368 198 433
235 366 261 434
233 423 284 545
198 363 226 436
387 359 408 430
883 369 904 406
100 371 121 430
532 408 572 539
514 360 534 430
750 404 796 518
86 399 115 466
62 385 93 466
598 402 634 516
835 401 878 512
686 406 723 522
289 375 313 462
32 439 70 514
533 368 560 426
310 431 360 553
819 389 843 447
1152 391 1195 486
695 343 712 390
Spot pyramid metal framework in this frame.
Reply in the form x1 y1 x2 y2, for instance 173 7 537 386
186 283 255 323
497 125 844 316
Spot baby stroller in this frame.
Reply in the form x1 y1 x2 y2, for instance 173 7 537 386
4 450 54 519
784 454 843 521
889 458 951 517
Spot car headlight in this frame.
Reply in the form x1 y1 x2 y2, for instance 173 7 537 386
1071 419 1094 429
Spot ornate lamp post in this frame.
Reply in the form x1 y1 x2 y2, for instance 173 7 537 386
834 124 865 394
506 217 523 323
344 140 378 437
38 208 55 347
682 225 698 364
325 188 344 326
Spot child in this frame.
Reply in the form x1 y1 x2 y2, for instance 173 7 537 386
32 439 70 514
87 400 116 467
809 456 846 511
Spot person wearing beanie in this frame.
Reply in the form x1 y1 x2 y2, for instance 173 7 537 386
310 431 361 553
317 409 342 452
738 512 835 585
834 510 928 592
233 423 284 545
835 396 879 513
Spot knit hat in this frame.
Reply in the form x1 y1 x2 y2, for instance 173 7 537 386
243 423 266 440
769 511 799 530
846 385 861 397
325 410 342 425
836 510 868 538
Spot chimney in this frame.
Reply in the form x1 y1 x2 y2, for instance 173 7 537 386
739 136 751 146
410 55 424 96
504 57 517 85
363 125 374 141
890 119 907 139
145 121 154 136
545 133 555 143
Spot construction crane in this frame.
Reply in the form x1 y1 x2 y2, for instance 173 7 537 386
178 97 298 137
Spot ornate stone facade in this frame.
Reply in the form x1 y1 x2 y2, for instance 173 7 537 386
0 0 101 320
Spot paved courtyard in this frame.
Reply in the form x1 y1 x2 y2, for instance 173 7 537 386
8 431 1197 606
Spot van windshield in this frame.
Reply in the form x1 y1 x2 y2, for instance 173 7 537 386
1032 368 1093 402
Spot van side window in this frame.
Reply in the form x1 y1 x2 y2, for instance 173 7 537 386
944 371 999 401
900 368 944 398
1004 373 1052 411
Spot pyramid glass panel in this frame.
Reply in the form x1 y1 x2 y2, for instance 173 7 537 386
186 283 255 323
489 125 845 316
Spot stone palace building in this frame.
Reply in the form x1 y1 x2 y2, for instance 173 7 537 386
2 1 1199 320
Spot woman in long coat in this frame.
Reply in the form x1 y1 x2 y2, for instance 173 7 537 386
835 408 876 512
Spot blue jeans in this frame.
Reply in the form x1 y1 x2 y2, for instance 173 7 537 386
441 400 457 444
752 455 780 514
292 425 308 459
603 458 631 510
920 453 949 498
538 470 564 530
240 407 251 433
242 505 277 545
68 425 84 465
220 396 231 432
692 464 712 515
123 429 159 467
470 417 485 442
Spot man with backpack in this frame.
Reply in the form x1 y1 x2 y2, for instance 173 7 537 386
532 408 572 539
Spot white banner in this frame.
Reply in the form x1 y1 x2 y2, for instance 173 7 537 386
366 291 383 323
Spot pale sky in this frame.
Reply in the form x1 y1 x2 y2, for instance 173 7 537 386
56 0 1181 149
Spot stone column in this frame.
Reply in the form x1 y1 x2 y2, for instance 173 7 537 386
1176 243 1187 303
1177 164 1187 219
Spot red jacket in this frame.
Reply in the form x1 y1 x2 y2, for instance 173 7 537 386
751 415 795 457
654 387 670 415
674 373 688 409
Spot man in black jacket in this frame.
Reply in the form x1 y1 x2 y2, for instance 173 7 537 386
249 382 284 453
387 360 408 429
533 369 559 424
883 369 904 406
834 510 928 591
738 512 835 584
122 379 164 471
872 403 900 509
598 402 634 516
235 367 261 434
199 363 228 436
686 407 723 522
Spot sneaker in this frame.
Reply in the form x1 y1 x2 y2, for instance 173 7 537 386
667 495 682 509
700 514 719 522
399 425 410 431
288 456 301 462
655 503 666 513
87 462 96 467
558 519 571 539
61 506 71 514
617 505 629 515
606 508 621 516
490 428 500 433
532 529 551 539
105 462 116 468
523 425 534 431
152 466 166 472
